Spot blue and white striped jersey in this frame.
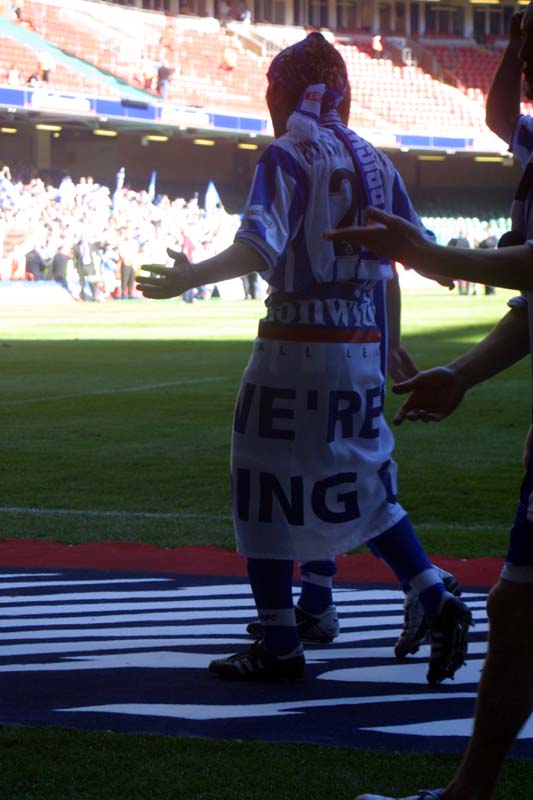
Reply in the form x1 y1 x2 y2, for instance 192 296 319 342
235 125 431 296
510 115 533 237
509 115 533 419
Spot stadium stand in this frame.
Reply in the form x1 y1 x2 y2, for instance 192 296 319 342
0 32 121 97
0 0 507 136
422 40 533 116
0 0 520 299
337 43 490 136
421 214 510 247
0 10 162 99
427 43 501 96
22 0 143 80
17 0 270 112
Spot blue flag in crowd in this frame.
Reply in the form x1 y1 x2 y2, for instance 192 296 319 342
205 180 222 213
148 170 157 202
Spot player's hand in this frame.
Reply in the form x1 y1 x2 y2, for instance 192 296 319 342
388 345 419 384
324 207 425 263
391 366 466 425
415 269 455 291
136 249 195 299
323 208 454 290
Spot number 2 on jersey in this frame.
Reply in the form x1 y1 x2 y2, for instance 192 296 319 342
328 167 365 258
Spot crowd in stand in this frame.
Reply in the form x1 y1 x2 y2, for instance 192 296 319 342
0 163 512 301
421 212 510 250
0 164 241 301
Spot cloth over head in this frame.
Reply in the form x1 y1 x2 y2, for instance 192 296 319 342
267 32 348 141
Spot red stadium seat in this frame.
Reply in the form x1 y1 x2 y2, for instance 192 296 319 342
0 2 505 136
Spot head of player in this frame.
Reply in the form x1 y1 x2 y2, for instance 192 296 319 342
520 3 533 100
265 32 352 137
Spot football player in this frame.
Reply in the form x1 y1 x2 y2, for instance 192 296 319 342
138 32 471 686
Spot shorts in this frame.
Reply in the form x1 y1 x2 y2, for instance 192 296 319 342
502 451 533 583
231 322 406 561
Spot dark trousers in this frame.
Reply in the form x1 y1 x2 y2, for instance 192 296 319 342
121 264 135 298
77 267 97 300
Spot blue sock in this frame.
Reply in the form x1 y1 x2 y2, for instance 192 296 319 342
247 557 300 655
368 516 448 621
298 559 337 615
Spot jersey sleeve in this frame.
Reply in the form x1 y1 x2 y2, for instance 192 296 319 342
235 145 308 271
510 115 533 169
508 293 528 309
507 241 533 309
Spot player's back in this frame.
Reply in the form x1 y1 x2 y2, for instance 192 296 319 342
238 125 393 295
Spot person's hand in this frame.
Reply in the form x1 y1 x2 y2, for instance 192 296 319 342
388 345 418 384
136 248 195 299
323 207 454 290
416 268 455 290
391 366 466 425
324 206 426 264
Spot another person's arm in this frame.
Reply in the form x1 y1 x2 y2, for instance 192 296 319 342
137 241 266 299
391 305 530 424
485 11 523 143
324 207 533 290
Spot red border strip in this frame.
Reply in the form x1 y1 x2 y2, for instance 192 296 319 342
0 539 502 586
258 321 382 343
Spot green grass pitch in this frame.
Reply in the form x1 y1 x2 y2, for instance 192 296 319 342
0 289 530 799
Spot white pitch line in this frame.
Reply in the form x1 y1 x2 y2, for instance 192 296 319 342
0 506 499 528
0 376 225 406
0 507 232 521
416 523 506 531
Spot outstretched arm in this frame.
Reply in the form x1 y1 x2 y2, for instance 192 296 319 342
392 306 530 424
137 240 266 299
324 207 533 290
